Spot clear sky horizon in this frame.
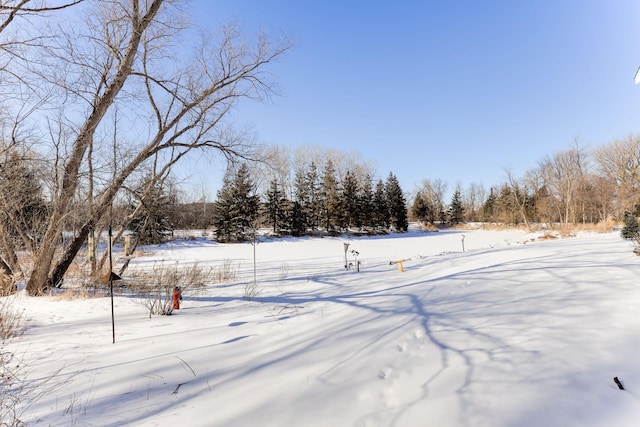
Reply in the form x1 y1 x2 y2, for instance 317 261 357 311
182 0 640 200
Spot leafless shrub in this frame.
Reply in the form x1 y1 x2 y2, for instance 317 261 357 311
141 284 175 317
0 349 24 427
182 263 210 289
538 232 559 241
128 265 180 317
51 283 103 300
418 223 440 232
0 274 17 298
243 282 261 301
0 296 24 425
0 295 23 341
128 262 214 316
278 262 289 282
213 259 237 284
1 348 69 427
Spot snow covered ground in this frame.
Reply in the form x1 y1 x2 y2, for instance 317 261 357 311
5 227 640 427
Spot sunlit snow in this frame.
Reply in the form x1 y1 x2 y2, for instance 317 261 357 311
5 227 640 427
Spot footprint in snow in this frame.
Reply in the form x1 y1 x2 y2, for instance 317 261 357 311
378 367 393 380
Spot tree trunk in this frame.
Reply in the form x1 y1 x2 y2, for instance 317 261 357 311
25 0 164 295
48 220 95 290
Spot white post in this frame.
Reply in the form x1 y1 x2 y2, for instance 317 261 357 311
343 243 350 269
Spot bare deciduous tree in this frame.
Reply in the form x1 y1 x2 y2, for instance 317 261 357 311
505 169 530 228
538 143 590 227
1 0 290 295
462 182 486 223
593 134 640 217
419 178 447 223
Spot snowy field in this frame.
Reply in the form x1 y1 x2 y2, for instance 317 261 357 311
5 227 640 427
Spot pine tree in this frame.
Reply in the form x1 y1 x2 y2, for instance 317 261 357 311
128 177 177 244
213 164 259 242
340 169 360 230
322 159 340 232
293 167 309 233
495 184 519 224
213 174 237 243
232 164 259 241
411 191 431 224
385 172 408 232
358 174 374 231
483 188 497 222
449 188 465 224
290 200 306 236
305 161 321 230
621 212 640 240
372 179 389 231
0 152 48 245
265 179 285 234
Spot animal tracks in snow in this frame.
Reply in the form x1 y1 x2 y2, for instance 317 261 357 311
357 325 463 426
378 367 393 380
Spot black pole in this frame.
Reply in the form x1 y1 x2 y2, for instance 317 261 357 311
109 224 115 344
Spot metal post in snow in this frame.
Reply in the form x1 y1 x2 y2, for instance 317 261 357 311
253 226 257 289
109 224 115 344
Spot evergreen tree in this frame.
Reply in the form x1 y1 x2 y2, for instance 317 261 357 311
290 200 306 236
0 152 48 246
293 167 309 233
213 164 259 242
128 177 177 245
265 178 285 234
305 161 321 229
322 159 340 231
482 188 497 222
411 191 431 224
372 179 390 231
213 174 237 243
496 184 519 224
449 188 465 224
358 174 375 231
621 212 640 240
232 164 260 240
385 172 408 232
340 169 360 230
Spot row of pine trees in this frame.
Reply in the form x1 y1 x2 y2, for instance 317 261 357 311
212 162 408 242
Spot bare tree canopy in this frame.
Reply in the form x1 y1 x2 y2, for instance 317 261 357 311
0 0 290 295
593 134 640 217
0 1 84 35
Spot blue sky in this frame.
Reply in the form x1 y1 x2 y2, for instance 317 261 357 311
185 0 640 198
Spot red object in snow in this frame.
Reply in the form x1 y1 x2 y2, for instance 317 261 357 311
172 286 181 310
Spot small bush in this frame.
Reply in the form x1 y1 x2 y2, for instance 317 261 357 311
182 263 209 289
278 262 289 282
128 262 218 316
1 295 24 426
0 272 17 298
212 259 237 284
0 296 23 341
621 213 640 241
1 347 68 427
128 265 180 317
1 349 23 427
243 282 261 301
